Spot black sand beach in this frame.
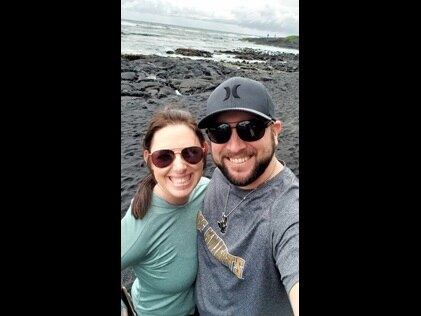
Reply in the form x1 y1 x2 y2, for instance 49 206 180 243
121 47 299 289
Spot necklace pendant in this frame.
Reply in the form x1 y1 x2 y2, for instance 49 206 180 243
218 214 228 234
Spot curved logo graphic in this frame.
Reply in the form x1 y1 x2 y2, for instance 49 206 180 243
197 211 245 279
223 84 241 101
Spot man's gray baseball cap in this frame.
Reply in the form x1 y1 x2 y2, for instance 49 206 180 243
198 77 275 129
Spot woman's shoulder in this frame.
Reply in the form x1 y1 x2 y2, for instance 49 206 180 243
199 176 211 185
190 177 210 199
195 176 210 193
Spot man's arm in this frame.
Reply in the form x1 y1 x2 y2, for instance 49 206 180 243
289 281 299 316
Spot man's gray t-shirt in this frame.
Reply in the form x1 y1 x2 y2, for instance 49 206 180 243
196 164 299 315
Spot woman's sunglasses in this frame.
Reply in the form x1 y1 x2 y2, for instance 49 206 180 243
206 119 274 144
149 146 205 168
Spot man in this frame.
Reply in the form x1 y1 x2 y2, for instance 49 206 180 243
195 77 299 315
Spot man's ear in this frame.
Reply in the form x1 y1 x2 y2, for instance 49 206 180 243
273 120 282 143
274 120 282 134
203 141 209 157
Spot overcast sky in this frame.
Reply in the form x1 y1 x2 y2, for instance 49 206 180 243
121 0 299 37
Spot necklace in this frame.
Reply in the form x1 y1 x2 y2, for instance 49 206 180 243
217 187 254 233
217 162 277 234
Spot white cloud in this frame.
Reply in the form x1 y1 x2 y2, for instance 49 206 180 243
121 0 299 36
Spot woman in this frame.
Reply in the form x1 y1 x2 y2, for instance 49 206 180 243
121 106 209 316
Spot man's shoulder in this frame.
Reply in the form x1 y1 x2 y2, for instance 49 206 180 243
281 165 299 188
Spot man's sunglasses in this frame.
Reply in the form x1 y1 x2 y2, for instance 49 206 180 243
206 119 274 144
149 146 205 168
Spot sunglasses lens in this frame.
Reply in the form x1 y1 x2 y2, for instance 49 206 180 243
151 150 175 168
207 124 231 144
207 120 269 144
237 120 266 141
150 147 204 168
181 146 204 164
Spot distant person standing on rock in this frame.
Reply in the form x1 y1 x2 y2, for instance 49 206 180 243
121 106 209 316
195 77 299 315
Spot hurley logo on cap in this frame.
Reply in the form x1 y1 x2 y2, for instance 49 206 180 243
223 84 241 101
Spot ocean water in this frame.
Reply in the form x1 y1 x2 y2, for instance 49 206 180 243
121 19 298 63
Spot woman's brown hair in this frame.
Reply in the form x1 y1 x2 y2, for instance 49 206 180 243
131 106 207 219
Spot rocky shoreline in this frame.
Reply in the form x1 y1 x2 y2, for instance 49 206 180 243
121 47 299 289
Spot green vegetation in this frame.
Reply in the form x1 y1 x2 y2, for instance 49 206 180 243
121 54 146 60
240 36 299 50
285 35 299 41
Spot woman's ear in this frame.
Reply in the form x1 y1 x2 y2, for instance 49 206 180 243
143 150 149 164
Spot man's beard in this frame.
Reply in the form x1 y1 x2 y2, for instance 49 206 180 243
216 141 275 187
